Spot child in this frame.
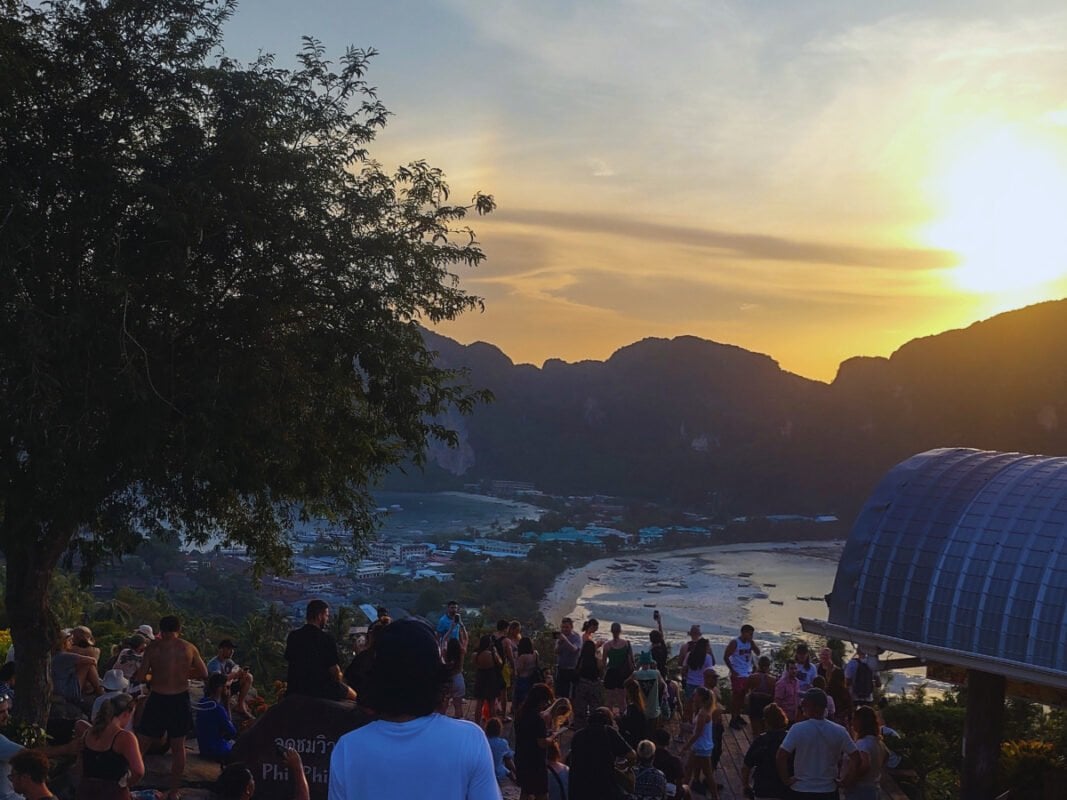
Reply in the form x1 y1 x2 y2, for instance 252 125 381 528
484 717 517 784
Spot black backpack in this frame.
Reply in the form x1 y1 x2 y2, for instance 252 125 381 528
853 659 874 697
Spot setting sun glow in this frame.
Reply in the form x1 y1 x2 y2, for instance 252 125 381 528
924 126 1067 295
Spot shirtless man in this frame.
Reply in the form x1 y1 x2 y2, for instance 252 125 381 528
134 615 208 799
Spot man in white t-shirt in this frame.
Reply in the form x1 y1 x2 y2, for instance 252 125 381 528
328 619 499 800
777 688 859 800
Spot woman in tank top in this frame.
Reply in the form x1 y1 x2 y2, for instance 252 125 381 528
78 693 144 800
842 706 886 800
681 686 720 800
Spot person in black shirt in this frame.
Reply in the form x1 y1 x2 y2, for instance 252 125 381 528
742 702 790 799
284 600 355 701
651 729 690 800
568 706 635 800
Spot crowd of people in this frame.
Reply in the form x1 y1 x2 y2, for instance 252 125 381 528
0 599 896 800
324 599 894 800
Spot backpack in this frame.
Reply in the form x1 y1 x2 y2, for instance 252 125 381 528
852 659 874 697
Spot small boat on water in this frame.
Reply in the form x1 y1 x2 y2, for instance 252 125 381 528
765 583 777 587
770 600 784 606
738 572 753 577
643 603 657 607
647 589 662 594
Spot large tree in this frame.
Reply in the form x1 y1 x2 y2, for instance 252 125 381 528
0 0 493 724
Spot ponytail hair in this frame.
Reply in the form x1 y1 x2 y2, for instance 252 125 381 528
91 692 134 735
687 638 709 671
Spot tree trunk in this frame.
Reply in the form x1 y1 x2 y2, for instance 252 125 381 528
5 535 67 728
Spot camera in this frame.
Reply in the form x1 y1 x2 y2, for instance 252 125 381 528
274 743 289 758
653 610 660 620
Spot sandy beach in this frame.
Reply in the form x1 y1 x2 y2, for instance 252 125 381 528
539 540 845 659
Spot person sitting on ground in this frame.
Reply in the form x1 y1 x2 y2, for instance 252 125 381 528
133 615 209 800
90 670 135 731
484 717 517 784
70 627 102 665
52 630 102 714
328 618 499 800
545 740 569 800
741 702 790 800
207 640 254 717
566 706 635 800
284 600 355 702
77 693 145 800
217 748 309 800
8 750 55 800
195 673 237 762
114 635 148 688
651 729 689 800
0 696 85 796
633 739 669 800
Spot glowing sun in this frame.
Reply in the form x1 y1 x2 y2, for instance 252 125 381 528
924 126 1067 295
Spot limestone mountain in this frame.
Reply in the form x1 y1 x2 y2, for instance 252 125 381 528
394 299 1067 518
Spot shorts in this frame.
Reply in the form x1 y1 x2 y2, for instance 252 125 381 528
603 668 629 691
730 675 748 698
137 690 192 740
748 692 773 719
450 672 466 699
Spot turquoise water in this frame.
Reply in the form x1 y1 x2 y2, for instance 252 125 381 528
373 491 543 540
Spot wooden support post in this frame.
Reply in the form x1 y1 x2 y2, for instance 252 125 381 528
961 669 1005 800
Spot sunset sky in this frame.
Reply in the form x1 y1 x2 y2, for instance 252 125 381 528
225 1 1067 382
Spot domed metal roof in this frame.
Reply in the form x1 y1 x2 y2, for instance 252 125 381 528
825 447 1067 680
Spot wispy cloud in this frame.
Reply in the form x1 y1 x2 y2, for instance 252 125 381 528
490 208 957 271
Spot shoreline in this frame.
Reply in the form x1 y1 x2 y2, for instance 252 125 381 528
539 539 843 629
